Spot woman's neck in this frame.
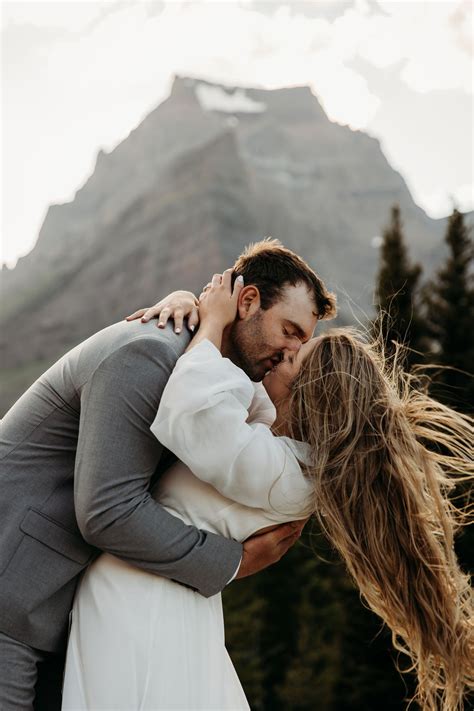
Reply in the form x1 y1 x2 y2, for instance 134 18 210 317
271 399 292 437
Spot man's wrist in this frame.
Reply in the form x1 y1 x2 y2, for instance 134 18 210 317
226 555 242 585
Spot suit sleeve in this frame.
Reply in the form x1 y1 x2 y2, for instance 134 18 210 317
74 336 242 598
151 340 313 517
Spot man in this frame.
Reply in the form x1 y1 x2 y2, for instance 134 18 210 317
0 239 336 710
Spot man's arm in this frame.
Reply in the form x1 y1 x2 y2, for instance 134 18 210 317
74 335 242 598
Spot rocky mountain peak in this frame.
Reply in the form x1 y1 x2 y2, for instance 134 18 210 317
170 75 326 123
1 76 449 414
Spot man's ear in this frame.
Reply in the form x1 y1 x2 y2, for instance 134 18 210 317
237 286 261 320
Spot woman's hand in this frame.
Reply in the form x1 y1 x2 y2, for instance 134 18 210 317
198 269 244 329
184 270 244 353
126 291 200 334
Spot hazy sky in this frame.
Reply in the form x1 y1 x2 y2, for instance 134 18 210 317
2 0 473 266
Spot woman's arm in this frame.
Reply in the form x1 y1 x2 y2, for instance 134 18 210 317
151 338 313 517
152 269 312 516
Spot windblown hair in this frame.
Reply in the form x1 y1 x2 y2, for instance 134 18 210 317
288 328 473 711
232 237 337 320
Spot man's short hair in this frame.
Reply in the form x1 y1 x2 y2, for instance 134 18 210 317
232 238 337 320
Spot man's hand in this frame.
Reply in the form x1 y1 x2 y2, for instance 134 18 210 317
236 519 308 580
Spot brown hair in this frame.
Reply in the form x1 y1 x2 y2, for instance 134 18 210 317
289 328 473 710
232 237 337 320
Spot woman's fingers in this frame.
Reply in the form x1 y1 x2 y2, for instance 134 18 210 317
232 273 244 301
129 276 237 331
157 306 171 329
187 306 200 332
125 291 199 329
218 269 243 302
140 303 164 323
172 308 184 334
198 283 211 302
221 268 233 291
125 308 148 321
220 269 244 301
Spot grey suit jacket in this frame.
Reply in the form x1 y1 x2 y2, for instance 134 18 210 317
0 320 242 653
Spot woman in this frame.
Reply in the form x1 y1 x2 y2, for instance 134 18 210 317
63 274 473 711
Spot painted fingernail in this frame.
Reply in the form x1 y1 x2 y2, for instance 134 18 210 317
175 328 181 334
236 275 244 283
189 325 195 332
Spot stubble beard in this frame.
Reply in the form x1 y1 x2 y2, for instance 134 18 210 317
228 311 270 382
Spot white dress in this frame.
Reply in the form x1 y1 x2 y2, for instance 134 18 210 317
62 340 314 711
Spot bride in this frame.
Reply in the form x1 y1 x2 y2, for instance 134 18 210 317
62 272 473 711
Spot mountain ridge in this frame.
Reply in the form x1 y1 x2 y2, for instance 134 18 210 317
0 75 458 413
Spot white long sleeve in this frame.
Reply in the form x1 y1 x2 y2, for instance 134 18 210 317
151 340 313 518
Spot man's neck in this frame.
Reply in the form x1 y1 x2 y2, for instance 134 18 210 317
220 326 233 361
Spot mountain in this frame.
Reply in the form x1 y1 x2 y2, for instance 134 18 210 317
0 76 454 413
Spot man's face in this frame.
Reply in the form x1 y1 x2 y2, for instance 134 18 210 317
228 282 318 381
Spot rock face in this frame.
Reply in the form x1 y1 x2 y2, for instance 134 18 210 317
0 76 450 413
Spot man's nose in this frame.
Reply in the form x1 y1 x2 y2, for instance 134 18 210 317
284 339 302 355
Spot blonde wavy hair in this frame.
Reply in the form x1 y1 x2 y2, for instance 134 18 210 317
288 328 473 711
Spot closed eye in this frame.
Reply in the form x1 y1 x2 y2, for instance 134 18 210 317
284 320 308 343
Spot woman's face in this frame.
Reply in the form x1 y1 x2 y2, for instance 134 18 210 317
263 336 319 404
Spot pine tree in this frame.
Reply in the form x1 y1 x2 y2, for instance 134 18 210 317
223 575 266 709
276 527 414 711
255 535 311 709
424 208 474 412
276 539 346 710
375 204 425 368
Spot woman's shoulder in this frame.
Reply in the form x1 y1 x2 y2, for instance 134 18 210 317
248 382 276 426
278 436 312 467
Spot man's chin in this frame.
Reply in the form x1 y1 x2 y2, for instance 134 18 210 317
248 365 268 382
235 351 270 382
239 361 265 382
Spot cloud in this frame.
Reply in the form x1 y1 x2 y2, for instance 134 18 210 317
1 0 103 32
1 0 473 265
449 0 474 57
416 182 474 219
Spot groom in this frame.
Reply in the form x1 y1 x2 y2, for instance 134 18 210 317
0 239 336 710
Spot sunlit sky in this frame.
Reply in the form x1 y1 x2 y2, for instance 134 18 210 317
2 0 473 267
